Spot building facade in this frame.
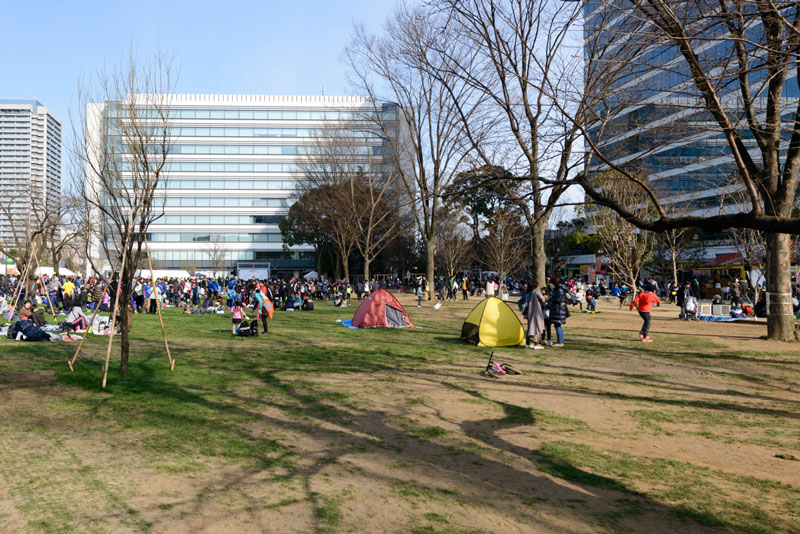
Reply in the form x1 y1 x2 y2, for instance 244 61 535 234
583 2 799 218
0 99 61 247
582 1 800 278
87 94 399 276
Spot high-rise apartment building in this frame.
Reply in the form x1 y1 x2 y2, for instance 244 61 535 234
87 94 399 276
0 99 61 246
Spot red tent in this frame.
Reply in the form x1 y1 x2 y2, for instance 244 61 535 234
351 288 414 328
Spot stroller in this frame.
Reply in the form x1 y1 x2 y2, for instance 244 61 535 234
684 296 699 321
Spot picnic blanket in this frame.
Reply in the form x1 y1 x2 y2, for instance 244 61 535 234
698 315 741 322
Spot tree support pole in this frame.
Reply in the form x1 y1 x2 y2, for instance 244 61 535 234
32 248 57 317
101 244 129 388
144 238 174 371
67 284 109 372
8 257 33 320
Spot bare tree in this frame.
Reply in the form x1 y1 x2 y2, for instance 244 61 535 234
428 0 587 288
205 236 228 278
299 127 411 282
436 209 471 279
73 50 175 374
294 135 363 282
581 0 800 339
346 4 482 298
585 174 654 300
481 206 528 281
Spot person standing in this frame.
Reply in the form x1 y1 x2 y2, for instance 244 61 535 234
630 283 660 342
142 280 152 314
133 279 144 314
485 278 495 298
523 281 546 349
547 275 568 347
730 277 743 308
585 285 597 313
254 288 271 335
231 296 248 335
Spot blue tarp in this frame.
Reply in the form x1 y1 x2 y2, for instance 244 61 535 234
698 315 741 322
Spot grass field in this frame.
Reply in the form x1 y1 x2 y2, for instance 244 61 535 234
0 294 799 534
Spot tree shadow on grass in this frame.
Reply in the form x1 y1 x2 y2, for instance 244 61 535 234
45 353 744 533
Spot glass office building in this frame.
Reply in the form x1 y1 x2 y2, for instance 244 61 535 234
87 94 399 276
583 1 799 218
0 99 61 245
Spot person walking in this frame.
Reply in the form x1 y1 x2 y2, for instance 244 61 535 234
416 282 424 307
630 283 660 342
547 275 569 347
523 281 546 349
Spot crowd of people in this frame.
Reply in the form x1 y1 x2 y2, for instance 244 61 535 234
5 266 800 344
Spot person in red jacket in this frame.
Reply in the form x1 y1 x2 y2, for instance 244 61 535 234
630 283 661 342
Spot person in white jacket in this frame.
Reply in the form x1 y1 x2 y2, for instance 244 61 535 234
485 279 495 297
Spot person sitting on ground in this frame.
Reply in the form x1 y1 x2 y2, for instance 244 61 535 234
19 300 34 322
62 305 89 332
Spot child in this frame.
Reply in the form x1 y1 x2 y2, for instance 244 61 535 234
630 283 661 342
231 296 248 335
416 284 424 307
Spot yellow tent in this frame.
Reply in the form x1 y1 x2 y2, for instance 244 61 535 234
460 297 525 347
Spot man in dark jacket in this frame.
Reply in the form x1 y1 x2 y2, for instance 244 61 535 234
547 275 568 347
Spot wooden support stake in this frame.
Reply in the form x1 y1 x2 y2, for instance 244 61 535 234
32 248 57 318
8 257 32 321
144 238 174 370
101 245 129 389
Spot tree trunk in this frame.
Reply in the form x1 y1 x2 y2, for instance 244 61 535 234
425 238 435 300
119 274 132 374
342 254 350 283
765 233 796 341
120 308 130 374
364 257 371 283
671 248 678 285
531 219 547 287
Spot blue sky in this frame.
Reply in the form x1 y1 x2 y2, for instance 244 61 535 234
0 0 397 125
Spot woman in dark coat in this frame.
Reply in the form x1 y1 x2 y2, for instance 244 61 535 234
547 275 568 347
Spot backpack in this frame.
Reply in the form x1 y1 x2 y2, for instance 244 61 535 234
302 299 314 311
6 321 20 339
236 319 259 337
236 322 251 337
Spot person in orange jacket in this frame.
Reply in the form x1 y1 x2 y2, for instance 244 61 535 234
630 282 661 342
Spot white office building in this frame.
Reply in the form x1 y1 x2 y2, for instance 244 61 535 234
0 99 61 245
87 94 399 276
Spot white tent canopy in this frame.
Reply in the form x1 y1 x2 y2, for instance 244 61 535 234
36 267 78 277
303 271 319 281
134 269 191 279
